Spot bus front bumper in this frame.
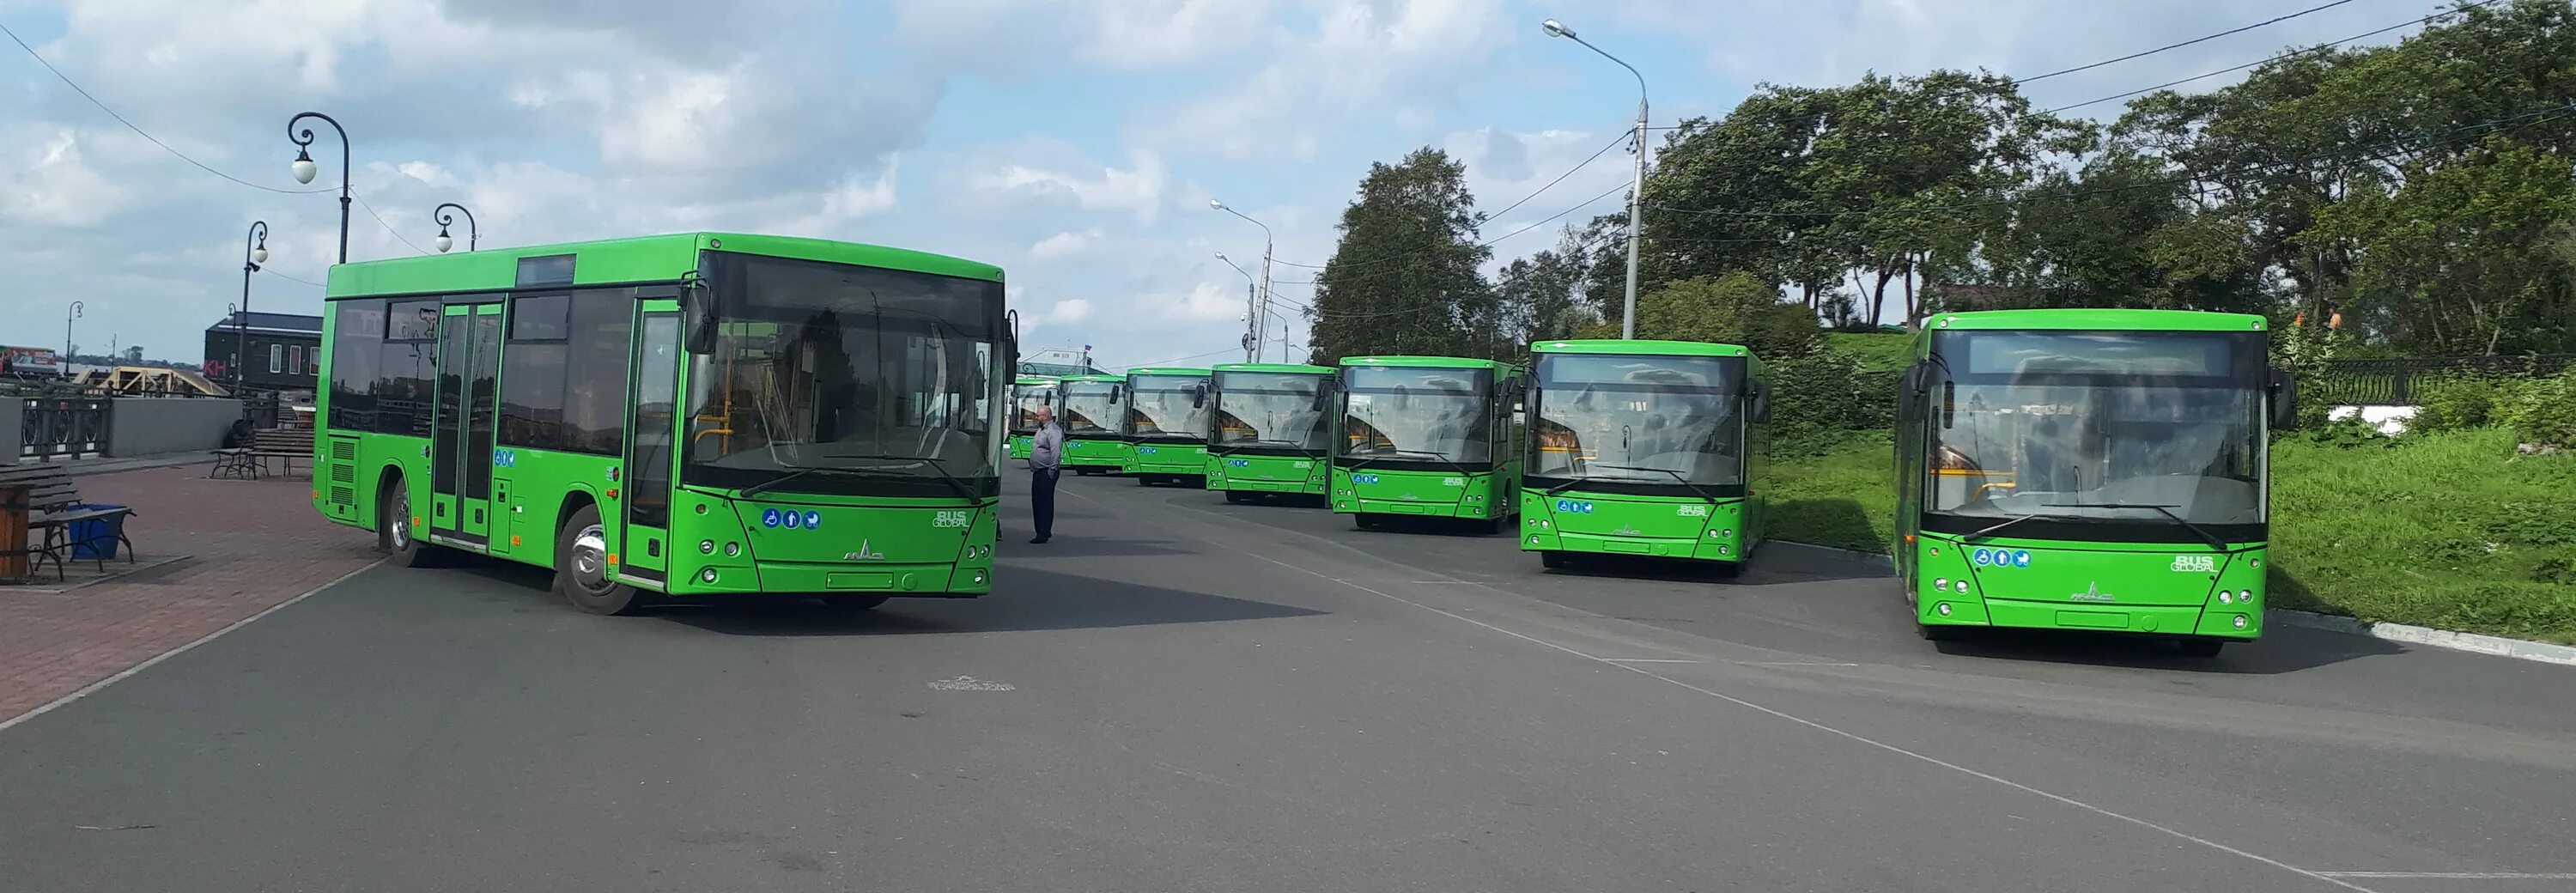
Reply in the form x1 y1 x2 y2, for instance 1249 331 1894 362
1922 597 2259 640
1522 529 1741 562
664 560 992 598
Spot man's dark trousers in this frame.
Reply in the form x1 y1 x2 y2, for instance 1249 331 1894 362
1030 467 1060 542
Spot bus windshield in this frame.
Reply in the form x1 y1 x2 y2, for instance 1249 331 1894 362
1060 381 1121 436
1126 374 1210 442
683 253 1004 499
1926 331 2267 525
1213 373 1331 453
1012 384 1054 435
1529 354 1741 487
1341 366 1492 465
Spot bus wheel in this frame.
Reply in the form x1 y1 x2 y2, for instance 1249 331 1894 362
1916 623 1959 641
1540 550 1569 570
818 594 890 612
555 504 648 616
2174 638 2226 658
1223 491 1248 504
1353 513 1378 530
1479 515 1507 535
380 478 439 568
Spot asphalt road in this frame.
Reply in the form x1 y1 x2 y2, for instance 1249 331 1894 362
3 472 2572 893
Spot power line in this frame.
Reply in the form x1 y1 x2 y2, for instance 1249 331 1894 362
2 21 334 195
354 192 433 255
2014 0 2361 83
263 269 325 289
1270 129 1632 270
2046 0 2500 113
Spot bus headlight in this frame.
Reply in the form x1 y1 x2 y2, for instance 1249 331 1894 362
2233 615 2249 629
1935 602 1953 617
1955 579 1971 592
724 542 740 557
699 539 715 554
1934 577 1948 591
2240 589 2255 603
2217 591 2233 604
700 568 720 583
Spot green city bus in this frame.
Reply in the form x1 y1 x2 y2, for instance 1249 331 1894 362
313 233 1010 616
1008 374 1060 459
1893 308 2295 655
1121 366 1215 486
1057 373 1130 475
1205 362 1335 503
1330 355 1525 533
1518 340 1769 574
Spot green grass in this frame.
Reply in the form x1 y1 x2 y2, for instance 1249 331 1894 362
1823 331 1912 373
1765 426 2576 644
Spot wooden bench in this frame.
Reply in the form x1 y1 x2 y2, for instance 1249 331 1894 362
0 464 137 582
210 428 314 480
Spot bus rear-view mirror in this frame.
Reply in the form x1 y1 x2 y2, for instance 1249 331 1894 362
1750 382 1772 423
1192 384 1207 409
2269 368 2299 428
1898 362 1929 422
680 276 717 354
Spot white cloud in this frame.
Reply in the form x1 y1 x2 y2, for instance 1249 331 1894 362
1030 231 1093 260
969 145 1170 222
2 127 128 228
1042 298 1097 323
1149 0 1516 161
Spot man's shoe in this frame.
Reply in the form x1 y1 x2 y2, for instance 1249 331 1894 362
1029 537 1049 544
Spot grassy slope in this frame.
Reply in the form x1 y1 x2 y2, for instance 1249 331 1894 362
1765 427 2576 644
1823 331 1912 373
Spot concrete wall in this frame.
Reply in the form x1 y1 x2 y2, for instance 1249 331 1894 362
0 398 20 465
106 398 244 458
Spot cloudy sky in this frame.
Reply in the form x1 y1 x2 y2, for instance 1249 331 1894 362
3 0 2446 371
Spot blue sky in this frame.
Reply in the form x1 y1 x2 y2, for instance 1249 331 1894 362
0 0 2455 371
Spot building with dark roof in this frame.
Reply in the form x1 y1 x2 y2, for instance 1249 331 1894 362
203 311 323 392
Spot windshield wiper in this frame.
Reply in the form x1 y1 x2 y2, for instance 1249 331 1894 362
1376 448 1474 476
1961 513 2045 544
739 466 843 499
1586 463 1723 504
2043 501 2230 550
824 452 980 502
1224 438 1323 459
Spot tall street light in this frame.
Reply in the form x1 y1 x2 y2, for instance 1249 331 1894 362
239 221 269 391
433 202 477 252
287 111 352 265
64 301 82 367
1209 199 1275 363
1543 18 1647 339
1215 252 1259 362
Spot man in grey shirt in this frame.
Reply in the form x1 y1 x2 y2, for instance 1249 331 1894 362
1026 405 1064 544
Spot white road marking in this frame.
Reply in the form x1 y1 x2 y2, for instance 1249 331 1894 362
928 676 1016 691
1737 661 1864 667
1600 658 1705 664
2318 872 2576 880
0 558 389 736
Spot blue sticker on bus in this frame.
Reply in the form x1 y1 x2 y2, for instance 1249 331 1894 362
782 511 803 530
2012 550 2032 568
1973 548 1992 566
801 511 822 530
1351 473 1381 485
760 508 782 528
1554 500 1594 514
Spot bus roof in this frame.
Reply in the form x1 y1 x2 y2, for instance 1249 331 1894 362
1530 339 1750 357
1213 362 1334 375
1337 355 1522 372
1013 375 1060 385
1924 308 2269 332
1060 374 1125 384
1126 367 1212 377
324 232 1004 299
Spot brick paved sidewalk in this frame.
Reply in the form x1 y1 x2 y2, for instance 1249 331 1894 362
0 463 381 725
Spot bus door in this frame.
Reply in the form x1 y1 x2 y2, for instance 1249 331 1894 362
620 301 682 586
429 302 502 547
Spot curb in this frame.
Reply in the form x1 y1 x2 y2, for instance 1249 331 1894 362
2268 609 2576 667
1769 539 2576 669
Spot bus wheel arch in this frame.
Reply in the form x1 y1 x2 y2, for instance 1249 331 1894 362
554 502 647 616
378 469 437 567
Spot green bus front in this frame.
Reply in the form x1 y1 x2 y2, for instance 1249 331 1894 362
1121 367 1213 487
312 233 1007 615
1058 374 1130 475
1008 376 1059 459
1330 356 1523 533
1206 363 1334 502
1893 310 2295 655
1518 340 1767 574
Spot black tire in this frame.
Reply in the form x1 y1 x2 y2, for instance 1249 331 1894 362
555 504 649 616
1540 550 1569 569
1917 623 1959 641
380 477 440 568
1710 560 1745 580
1353 513 1377 530
1074 467 1099 477
1480 515 1507 535
1223 491 1248 504
818 594 890 612
2174 637 2227 658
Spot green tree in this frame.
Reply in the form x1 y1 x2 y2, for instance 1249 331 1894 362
1306 148 1494 363
1574 272 1823 359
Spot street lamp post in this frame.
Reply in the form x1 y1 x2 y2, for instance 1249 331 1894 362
239 221 268 391
1216 252 1260 362
64 301 82 368
433 202 477 252
1542 18 1647 339
287 112 352 265
1209 200 1274 362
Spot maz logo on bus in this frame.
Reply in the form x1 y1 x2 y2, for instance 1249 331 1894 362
1553 499 1595 514
759 508 823 531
